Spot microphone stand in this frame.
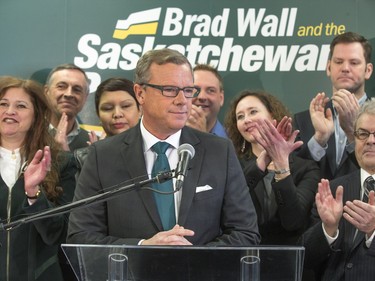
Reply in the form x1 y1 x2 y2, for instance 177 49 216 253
0 170 174 231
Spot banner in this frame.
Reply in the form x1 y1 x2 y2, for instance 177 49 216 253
1 0 375 126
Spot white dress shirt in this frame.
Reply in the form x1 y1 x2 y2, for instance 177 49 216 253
323 168 375 248
140 119 183 222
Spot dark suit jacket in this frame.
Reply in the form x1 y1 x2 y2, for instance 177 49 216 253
241 154 320 245
67 125 260 246
0 152 77 281
301 170 375 281
294 102 359 180
68 128 90 152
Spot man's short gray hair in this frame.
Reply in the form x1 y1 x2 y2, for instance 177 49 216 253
134 48 192 84
355 99 375 130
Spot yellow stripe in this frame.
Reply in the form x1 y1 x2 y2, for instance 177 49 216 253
79 124 104 132
113 22 158 39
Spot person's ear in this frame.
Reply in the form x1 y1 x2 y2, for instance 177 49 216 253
326 61 331 77
134 84 145 105
365 63 373 80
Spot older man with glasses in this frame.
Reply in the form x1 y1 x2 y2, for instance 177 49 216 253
301 99 375 281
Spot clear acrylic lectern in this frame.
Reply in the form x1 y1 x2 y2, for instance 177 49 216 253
62 244 304 281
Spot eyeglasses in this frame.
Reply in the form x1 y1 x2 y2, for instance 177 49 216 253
354 129 375 140
141 83 200 98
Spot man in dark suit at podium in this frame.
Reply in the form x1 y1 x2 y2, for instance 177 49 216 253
67 48 260 246
301 100 375 280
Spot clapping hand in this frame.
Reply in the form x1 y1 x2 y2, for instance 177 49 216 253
186 105 208 132
343 191 375 237
332 89 359 144
24 146 51 199
54 113 70 151
309 92 334 147
87 130 106 145
253 117 303 165
315 179 343 237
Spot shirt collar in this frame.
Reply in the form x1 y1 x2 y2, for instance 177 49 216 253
358 93 368 106
210 120 228 138
140 117 181 152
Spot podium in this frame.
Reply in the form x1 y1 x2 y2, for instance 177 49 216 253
62 244 304 281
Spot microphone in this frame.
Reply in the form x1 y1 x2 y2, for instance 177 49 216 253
0 172 175 231
175 143 195 191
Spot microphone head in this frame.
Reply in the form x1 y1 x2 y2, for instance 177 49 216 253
178 143 195 158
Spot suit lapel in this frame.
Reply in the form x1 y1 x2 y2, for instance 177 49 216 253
325 101 338 176
327 134 337 176
121 124 163 230
341 171 361 250
352 231 365 249
177 127 202 226
254 182 266 212
348 171 368 250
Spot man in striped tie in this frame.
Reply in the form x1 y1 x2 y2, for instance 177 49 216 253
302 99 375 281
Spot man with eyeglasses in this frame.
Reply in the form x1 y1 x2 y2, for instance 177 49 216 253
301 99 375 281
68 48 260 247
294 32 373 180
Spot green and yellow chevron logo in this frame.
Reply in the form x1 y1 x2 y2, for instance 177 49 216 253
113 8 162 40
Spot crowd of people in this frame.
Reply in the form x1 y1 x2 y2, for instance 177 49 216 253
0 31 374 281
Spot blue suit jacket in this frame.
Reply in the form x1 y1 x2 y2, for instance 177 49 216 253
68 124 260 246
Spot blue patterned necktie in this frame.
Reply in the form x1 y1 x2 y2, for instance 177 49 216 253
364 176 375 203
151 142 176 230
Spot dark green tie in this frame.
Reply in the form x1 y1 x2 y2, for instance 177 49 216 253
151 142 176 230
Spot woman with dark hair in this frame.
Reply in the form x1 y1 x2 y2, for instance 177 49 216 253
225 90 320 245
75 77 141 172
94 77 141 137
0 76 76 280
